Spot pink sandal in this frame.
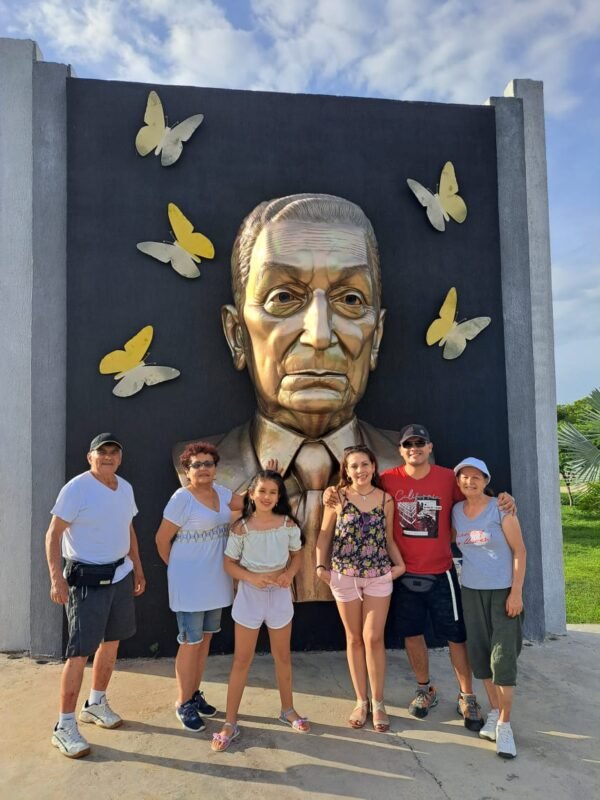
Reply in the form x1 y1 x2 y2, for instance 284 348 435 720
211 722 240 751
279 708 310 733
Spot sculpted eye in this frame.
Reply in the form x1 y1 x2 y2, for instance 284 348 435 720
331 289 368 317
264 287 304 316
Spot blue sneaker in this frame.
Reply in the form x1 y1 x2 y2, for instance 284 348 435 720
192 690 217 718
176 700 206 732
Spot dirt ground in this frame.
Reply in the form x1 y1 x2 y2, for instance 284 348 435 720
1 626 598 800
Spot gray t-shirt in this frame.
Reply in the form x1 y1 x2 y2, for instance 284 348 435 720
452 499 512 590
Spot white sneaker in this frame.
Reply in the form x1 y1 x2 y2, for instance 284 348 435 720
51 721 91 758
496 722 517 758
479 709 500 741
79 697 123 729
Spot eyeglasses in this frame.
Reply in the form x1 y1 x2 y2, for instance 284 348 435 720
401 439 428 449
189 460 216 469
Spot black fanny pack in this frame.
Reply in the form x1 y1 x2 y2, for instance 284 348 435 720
65 558 125 587
399 573 439 593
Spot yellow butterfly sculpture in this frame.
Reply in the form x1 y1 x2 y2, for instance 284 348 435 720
426 287 490 360
135 90 204 167
99 325 180 397
407 161 467 232
137 203 215 279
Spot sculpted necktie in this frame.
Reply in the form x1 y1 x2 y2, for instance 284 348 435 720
292 441 335 601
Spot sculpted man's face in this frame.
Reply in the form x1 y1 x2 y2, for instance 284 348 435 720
225 218 385 432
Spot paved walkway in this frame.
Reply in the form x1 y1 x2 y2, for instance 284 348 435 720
1 626 598 799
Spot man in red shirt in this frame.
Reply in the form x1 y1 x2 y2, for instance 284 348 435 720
380 424 514 730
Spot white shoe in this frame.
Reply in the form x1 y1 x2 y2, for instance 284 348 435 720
80 697 123 729
479 709 500 741
51 721 91 758
496 722 517 758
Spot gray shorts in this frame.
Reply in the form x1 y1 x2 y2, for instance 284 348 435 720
232 581 293 630
65 571 136 658
461 586 523 686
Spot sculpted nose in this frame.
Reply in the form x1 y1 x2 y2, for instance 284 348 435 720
300 290 334 349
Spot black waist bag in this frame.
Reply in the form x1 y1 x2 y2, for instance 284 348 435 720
65 558 125 587
399 573 439 592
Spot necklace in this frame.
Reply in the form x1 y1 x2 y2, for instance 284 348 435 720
352 486 376 498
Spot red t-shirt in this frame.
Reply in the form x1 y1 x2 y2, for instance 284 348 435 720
381 464 463 574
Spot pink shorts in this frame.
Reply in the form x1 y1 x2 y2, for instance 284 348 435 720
329 570 393 603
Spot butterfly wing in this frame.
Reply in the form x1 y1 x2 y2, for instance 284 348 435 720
426 287 457 345
168 203 215 260
160 114 204 166
437 161 467 224
137 239 201 279
407 178 446 231
113 365 180 397
99 325 153 375
442 317 491 360
135 91 166 157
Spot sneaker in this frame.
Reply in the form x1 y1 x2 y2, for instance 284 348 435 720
457 693 484 731
192 689 217 717
496 722 517 758
479 709 500 741
51 721 91 759
176 699 206 732
79 697 123 729
408 685 438 718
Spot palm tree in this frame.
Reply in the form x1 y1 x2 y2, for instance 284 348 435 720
557 388 600 486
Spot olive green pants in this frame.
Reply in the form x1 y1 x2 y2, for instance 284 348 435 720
461 587 523 686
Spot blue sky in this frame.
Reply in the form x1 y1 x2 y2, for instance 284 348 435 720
1 0 598 403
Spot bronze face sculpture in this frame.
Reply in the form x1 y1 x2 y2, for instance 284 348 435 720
174 194 400 600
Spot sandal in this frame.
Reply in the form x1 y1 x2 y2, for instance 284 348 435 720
349 699 370 729
211 722 240 752
279 708 310 733
372 700 390 733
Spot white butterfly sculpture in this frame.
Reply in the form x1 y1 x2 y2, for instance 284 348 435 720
135 91 204 167
99 325 180 397
407 161 467 232
426 287 490 360
137 203 215 279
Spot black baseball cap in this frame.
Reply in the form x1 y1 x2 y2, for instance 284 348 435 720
399 424 430 446
89 433 123 451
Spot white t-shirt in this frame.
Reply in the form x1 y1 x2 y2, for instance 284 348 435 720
51 471 137 584
163 484 233 612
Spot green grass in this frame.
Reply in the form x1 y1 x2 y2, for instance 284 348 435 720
562 506 600 623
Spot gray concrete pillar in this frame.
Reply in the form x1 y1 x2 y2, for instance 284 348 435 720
0 38 68 655
487 81 565 638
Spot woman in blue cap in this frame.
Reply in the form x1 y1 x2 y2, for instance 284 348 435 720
451 457 526 760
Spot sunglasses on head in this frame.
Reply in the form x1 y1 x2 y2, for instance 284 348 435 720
189 460 215 469
401 439 428 448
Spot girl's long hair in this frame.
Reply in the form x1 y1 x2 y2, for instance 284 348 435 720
337 445 382 491
239 470 302 533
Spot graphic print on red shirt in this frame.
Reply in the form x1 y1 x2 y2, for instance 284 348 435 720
380 464 463 574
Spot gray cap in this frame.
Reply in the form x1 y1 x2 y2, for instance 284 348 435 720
399 424 430 445
89 432 123 451
453 457 490 481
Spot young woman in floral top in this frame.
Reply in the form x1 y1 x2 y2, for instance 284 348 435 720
316 446 405 732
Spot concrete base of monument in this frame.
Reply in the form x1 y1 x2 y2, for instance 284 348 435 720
1 626 597 799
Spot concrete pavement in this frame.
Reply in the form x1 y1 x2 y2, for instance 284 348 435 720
1 626 598 799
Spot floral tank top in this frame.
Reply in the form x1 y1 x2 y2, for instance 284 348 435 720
331 493 392 578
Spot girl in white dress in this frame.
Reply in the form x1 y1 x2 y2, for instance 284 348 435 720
211 470 309 751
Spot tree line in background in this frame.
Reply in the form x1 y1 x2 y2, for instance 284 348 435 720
557 388 600 512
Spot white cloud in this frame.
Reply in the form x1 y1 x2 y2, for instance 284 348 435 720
6 0 599 113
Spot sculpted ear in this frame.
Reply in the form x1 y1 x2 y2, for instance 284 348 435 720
221 304 247 371
370 308 385 370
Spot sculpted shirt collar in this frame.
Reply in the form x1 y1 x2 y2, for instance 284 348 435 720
252 413 364 476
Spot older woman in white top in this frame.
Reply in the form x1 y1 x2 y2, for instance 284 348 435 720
155 442 244 732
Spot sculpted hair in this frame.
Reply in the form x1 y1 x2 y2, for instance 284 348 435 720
230 194 382 309
337 445 382 490
180 441 220 470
